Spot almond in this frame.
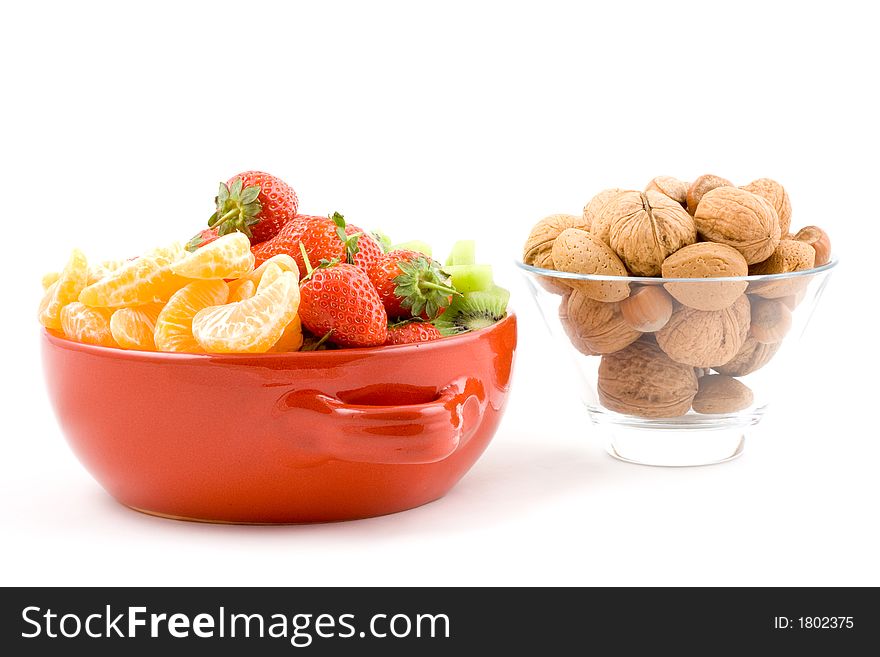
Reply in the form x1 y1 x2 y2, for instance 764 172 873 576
522 213 587 294
550 228 630 302
692 375 754 414
661 242 748 311
748 239 815 299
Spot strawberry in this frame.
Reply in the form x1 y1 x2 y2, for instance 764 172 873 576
386 321 442 345
367 250 457 320
346 225 383 272
299 259 389 348
185 227 220 252
208 171 298 244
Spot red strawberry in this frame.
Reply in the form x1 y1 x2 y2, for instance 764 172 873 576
367 250 457 320
251 214 333 270
346 225 383 272
299 262 388 348
209 171 299 244
386 322 442 345
185 227 220 252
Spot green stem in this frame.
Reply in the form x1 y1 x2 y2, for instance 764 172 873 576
420 281 460 296
299 242 314 280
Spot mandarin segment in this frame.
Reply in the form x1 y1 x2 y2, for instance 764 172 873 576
192 271 300 353
171 232 255 279
60 302 116 347
38 249 89 330
87 259 126 285
79 246 189 308
41 271 60 290
110 304 164 350
228 279 256 302
270 314 304 352
154 280 230 352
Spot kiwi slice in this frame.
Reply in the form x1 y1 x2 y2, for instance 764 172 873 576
371 230 394 253
445 240 476 266
434 287 509 335
392 240 432 256
445 264 494 293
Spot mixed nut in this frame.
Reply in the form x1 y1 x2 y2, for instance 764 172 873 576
523 174 832 418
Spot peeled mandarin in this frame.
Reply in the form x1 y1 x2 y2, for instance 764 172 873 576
42 271 60 290
192 271 300 353
228 253 298 298
87 259 126 285
171 232 254 279
38 249 89 330
110 304 164 350
154 280 229 353
61 302 116 347
79 243 188 308
228 279 256 302
256 262 285 293
270 314 304 353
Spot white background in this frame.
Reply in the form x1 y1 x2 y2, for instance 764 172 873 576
2 0 878 586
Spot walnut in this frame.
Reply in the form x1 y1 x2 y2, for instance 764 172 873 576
582 188 626 232
687 174 734 215
714 336 781 376
550 228 630 302
559 292 598 355
522 213 586 294
601 190 696 276
655 295 750 367
748 239 815 299
692 375 754 414
660 242 748 311
693 187 781 264
749 298 792 344
740 178 792 236
597 340 698 418
565 289 640 354
645 176 688 207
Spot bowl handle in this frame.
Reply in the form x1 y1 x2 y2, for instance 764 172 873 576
278 380 485 465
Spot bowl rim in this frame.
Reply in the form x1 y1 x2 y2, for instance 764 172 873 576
514 256 838 283
42 312 516 361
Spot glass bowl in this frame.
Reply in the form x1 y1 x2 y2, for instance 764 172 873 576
517 259 837 466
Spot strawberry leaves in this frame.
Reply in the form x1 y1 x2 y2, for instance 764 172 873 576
208 177 263 239
393 256 459 320
330 211 362 265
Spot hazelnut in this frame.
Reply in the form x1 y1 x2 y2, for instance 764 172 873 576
661 242 748 311
693 187 781 264
715 336 781 377
565 289 640 354
550 228 630 302
692 375 754 414
619 286 673 332
655 295 750 368
583 188 626 232
741 178 792 235
687 174 734 215
602 190 697 276
597 340 698 418
793 225 831 266
645 176 688 207
749 298 792 344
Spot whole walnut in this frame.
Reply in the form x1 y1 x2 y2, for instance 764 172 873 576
748 239 815 299
741 178 792 236
559 292 598 355
600 190 697 276
565 289 640 354
597 340 698 418
582 188 625 232
693 187 781 264
715 336 781 376
687 174 734 215
645 176 688 207
655 294 750 368
661 242 748 311
522 213 587 294
550 228 630 302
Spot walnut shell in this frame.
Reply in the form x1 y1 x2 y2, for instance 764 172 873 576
741 178 792 235
602 190 696 276
655 295 750 368
550 228 630 302
582 188 625 232
523 213 586 294
661 242 748 311
748 239 815 299
687 174 734 215
793 225 831 267
559 292 598 355
749 298 792 344
645 176 688 206
693 187 781 264
692 375 754 414
714 336 781 376
597 340 698 418
565 289 640 354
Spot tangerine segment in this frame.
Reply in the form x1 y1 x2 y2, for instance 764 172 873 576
38 249 89 330
61 302 116 347
193 271 299 353
110 304 164 350
171 233 254 280
228 254 298 298
79 245 188 308
229 279 256 302
270 314 304 352
88 259 126 285
256 262 285 293
42 272 60 290
154 280 229 353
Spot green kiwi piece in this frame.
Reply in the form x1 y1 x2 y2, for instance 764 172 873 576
392 240 432 256
434 287 509 335
445 240 476 266
371 230 394 253
445 264 494 293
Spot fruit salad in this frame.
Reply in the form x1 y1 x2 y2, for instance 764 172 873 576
38 171 511 353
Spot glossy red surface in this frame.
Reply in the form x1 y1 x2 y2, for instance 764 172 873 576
41 314 517 523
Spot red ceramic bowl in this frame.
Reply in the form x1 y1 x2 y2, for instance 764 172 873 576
41 314 516 523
